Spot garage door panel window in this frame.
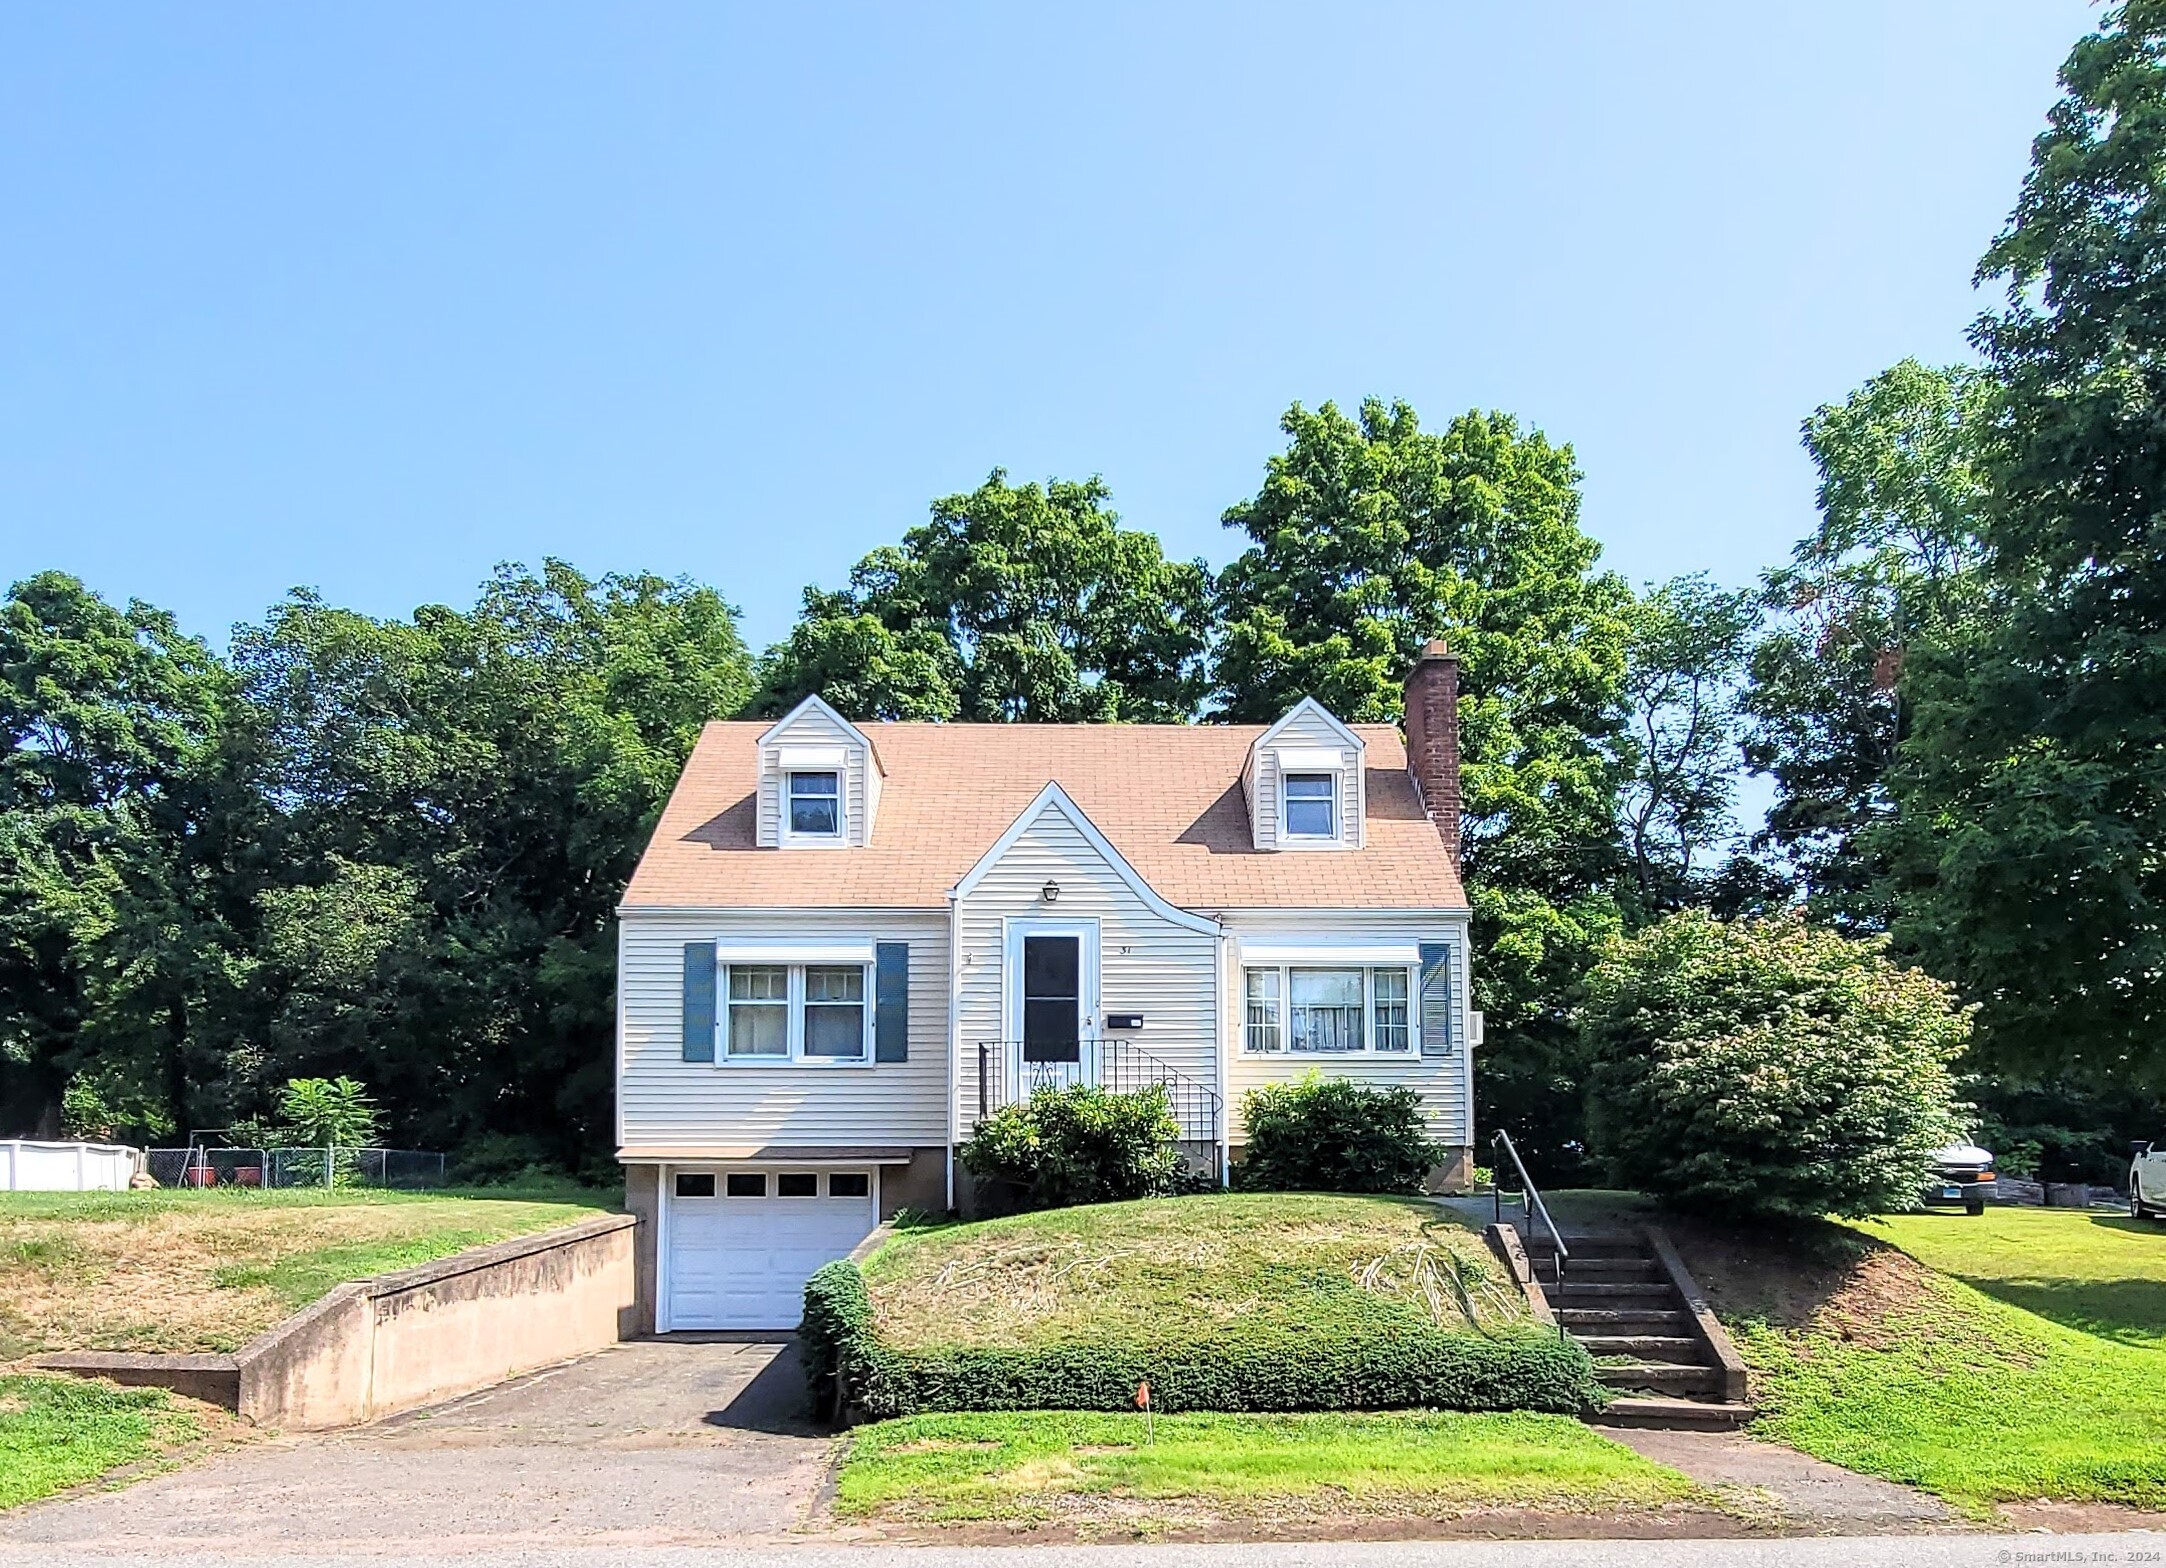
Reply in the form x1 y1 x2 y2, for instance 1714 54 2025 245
777 1172 819 1197
674 1172 717 1198
719 960 872 1063
829 1172 870 1198
725 1173 767 1197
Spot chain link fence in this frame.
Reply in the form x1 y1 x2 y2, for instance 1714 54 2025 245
146 1147 447 1190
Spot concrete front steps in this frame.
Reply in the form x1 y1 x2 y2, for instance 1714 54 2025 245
1523 1230 1757 1431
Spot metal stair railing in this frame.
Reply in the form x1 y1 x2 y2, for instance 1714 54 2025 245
1491 1127 1569 1338
973 1039 1222 1144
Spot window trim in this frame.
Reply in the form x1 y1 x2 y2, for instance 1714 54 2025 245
781 768 846 846
717 959 874 1066
1239 961 1421 1057
1274 761 1352 849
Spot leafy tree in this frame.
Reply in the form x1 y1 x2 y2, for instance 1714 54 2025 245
1616 574 1758 915
0 572 249 1140
232 561 752 1163
1582 911 1971 1220
1213 399 1635 1177
1886 2 2166 1090
1743 361 1987 929
756 471 1212 722
276 1075 381 1149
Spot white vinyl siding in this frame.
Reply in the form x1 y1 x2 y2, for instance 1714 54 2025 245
952 802 1218 1137
618 910 947 1149
1221 909 1473 1151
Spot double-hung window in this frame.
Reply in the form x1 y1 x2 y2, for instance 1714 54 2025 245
1282 773 1337 839
787 771 841 839
1243 964 1416 1055
723 961 870 1062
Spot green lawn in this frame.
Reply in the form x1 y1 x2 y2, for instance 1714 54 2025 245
834 1409 1699 1527
1854 1208 2166 1351
0 1374 204 1510
1736 1269 2166 1511
1 1187 610 1356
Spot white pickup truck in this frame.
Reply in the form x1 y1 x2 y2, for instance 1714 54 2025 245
2133 1139 2166 1221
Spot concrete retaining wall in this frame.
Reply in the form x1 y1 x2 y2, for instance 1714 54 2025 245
41 1212 637 1430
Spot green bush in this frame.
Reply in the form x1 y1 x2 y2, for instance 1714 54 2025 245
1582 911 1971 1220
1236 1074 1440 1194
801 1259 1595 1422
958 1084 1183 1212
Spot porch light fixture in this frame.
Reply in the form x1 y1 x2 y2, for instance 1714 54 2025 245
1041 880 1060 903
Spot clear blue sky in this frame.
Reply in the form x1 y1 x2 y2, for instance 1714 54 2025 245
0 1 2093 654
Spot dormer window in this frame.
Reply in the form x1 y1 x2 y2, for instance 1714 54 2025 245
1244 701 1365 852
1283 774 1337 838
787 771 841 839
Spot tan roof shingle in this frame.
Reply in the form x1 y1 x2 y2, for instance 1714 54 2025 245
622 722 1466 911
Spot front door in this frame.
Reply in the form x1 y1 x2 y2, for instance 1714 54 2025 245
1008 921 1095 1094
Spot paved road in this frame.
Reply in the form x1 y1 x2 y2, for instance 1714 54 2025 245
2 1537 2161 1568
0 1338 831 1552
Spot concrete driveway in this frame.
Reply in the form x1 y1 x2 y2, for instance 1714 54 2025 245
0 1338 834 1553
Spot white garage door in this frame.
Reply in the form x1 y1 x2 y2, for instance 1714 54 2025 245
665 1168 876 1330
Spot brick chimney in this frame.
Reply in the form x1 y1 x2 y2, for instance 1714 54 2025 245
1402 640 1461 863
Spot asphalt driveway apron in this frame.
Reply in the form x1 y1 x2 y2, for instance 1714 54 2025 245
0 1338 832 1553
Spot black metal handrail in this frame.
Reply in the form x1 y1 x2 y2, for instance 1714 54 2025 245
973 1039 1222 1143
1491 1128 1569 1336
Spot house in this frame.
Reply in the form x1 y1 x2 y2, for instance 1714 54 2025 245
616 644 1478 1330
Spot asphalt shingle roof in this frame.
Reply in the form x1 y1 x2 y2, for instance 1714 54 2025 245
622 720 1467 911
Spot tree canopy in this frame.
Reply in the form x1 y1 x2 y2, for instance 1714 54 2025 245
756 471 1212 723
1744 360 1988 930
1214 399 1636 1175
1885 0 2166 1092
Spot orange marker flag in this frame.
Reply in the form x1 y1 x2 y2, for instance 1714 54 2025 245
1136 1379 1153 1443
1135 1380 1151 1409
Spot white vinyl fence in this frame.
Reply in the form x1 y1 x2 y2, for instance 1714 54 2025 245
0 1140 141 1191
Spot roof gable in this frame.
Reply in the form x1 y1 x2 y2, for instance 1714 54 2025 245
952 783 1221 933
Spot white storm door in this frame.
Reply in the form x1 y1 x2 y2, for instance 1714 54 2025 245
1005 919 1098 1096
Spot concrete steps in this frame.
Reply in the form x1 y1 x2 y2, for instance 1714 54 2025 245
1559 1307 1692 1330
1595 1361 1724 1395
1514 1228 1756 1432
1574 1334 1702 1360
1598 1395 1758 1430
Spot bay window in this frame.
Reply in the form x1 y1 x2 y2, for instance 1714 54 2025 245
1242 963 1416 1055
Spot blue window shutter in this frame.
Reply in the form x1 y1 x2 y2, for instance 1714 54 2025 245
682 942 717 1062
1418 942 1452 1058
875 942 909 1062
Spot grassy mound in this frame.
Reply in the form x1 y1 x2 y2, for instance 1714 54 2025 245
0 1188 607 1357
807 1193 1596 1419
